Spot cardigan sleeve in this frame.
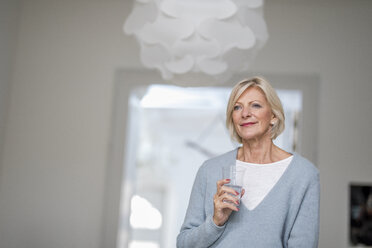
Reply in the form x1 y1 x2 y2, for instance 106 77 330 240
176 164 226 248
288 171 320 248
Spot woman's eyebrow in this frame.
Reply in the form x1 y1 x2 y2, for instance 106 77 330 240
235 99 263 104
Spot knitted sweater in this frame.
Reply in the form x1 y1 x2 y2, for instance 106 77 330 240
177 148 320 248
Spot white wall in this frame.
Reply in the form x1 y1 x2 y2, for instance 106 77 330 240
0 1 129 247
261 2 372 247
0 0 371 248
0 0 20 185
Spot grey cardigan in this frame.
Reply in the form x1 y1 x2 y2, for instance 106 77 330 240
177 148 320 248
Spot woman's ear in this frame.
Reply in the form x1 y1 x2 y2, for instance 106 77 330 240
270 115 277 126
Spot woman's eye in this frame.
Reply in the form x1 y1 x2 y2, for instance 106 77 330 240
252 103 261 108
233 105 241 111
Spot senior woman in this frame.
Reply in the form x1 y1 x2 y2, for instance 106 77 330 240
177 77 320 248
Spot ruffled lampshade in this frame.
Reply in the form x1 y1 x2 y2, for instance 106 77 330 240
124 0 268 85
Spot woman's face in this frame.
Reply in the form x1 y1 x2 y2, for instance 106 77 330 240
232 86 276 142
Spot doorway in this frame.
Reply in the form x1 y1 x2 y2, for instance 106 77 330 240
118 84 302 248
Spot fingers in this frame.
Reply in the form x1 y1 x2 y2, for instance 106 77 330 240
217 180 240 197
214 190 240 210
220 201 239 211
214 194 239 211
222 199 240 209
216 178 230 189
214 188 240 204
219 186 240 199
213 180 242 226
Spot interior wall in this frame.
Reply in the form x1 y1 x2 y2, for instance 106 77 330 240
0 0 20 185
261 2 372 247
0 0 371 248
0 1 129 247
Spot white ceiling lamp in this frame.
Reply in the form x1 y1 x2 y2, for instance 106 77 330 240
124 0 268 85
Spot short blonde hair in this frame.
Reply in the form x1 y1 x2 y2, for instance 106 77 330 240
226 76 285 143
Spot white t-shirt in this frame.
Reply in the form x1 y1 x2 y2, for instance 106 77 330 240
236 156 293 210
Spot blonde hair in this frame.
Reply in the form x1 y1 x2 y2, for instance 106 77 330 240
226 76 285 143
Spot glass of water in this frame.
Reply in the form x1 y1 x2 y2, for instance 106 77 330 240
222 165 246 205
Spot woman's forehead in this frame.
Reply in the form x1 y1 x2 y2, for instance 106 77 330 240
236 86 267 103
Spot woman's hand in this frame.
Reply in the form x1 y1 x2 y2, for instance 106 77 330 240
213 179 245 226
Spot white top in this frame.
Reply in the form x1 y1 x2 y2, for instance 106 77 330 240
236 156 293 210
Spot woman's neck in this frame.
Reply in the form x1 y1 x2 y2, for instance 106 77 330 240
238 138 288 164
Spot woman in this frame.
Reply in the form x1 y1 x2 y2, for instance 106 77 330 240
177 77 320 248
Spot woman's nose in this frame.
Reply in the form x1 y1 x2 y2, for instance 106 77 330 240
242 107 251 118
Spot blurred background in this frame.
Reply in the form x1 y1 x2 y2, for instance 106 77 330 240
0 0 371 248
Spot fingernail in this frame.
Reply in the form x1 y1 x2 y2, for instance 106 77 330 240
235 191 239 195
226 179 230 182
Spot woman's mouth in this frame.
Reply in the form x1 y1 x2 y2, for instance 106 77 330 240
241 122 256 127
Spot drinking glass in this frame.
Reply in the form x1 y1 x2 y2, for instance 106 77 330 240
222 165 246 205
